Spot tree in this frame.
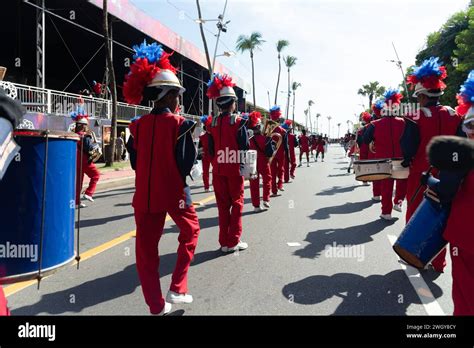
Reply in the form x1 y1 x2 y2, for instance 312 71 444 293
304 108 308 129
416 9 469 105
274 40 289 105
291 81 301 124
357 82 385 109
103 0 117 166
236 32 265 110
284 55 297 119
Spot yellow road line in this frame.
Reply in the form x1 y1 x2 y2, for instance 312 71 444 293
4 193 216 297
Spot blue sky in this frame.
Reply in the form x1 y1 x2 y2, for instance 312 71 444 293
132 0 468 136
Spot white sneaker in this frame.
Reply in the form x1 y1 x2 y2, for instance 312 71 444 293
228 241 248 252
393 203 402 212
221 246 229 252
82 194 94 202
254 206 264 213
321 159 324 162
290 175 295 179
166 291 193 304
263 201 270 209
380 214 393 221
76 203 87 208
307 164 310 167
298 163 302 167
154 302 172 316
372 196 381 202
278 187 285 192
363 182 370 186
270 193 281 197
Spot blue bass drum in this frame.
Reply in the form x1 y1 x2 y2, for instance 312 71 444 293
0 130 79 284
393 196 449 269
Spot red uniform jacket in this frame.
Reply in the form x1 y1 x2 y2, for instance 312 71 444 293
129 109 195 213
250 134 271 169
272 126 286 161
444 171 474 253
199 133 211 159
208 113 248 177
316 140 326 152
405 105 463 173
365 117 405 159
299 135 310 152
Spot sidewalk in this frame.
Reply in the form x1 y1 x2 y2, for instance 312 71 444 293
82 161 135 192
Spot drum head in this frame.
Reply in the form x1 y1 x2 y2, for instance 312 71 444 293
14 129 80 141
355 173 391 181
354 159 390 165
393 245 424 269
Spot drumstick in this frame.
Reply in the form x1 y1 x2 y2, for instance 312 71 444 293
408 166 433 206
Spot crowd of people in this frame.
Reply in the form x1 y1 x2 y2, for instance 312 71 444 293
347 57 473 315
0 42 472 318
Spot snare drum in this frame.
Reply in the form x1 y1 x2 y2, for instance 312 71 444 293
241 150 257 180
353 159 392 181
390 158 409 180
393 196 449 269
0 130 78 284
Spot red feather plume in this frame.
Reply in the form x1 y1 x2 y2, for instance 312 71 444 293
157 51 176 73
248 111 262 128
455 94 471 116
123 58 160 105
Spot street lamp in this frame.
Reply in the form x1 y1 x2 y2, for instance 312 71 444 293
327 116 332 138
316 113 321 134
215 51 235 58
337 123 341 138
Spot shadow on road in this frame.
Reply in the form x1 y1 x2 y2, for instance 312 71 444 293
12 249 225 315
316 185 364 196
114 202 132 207
327 173 351 178
294 218 397 259
77 213 135 229
94 187 135 200
310 200 375 220
282 270 443 315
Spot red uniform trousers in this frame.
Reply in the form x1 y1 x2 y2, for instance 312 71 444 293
134 206 200 314
380 178 407 215
202 156 211 190
406 170 446 271
289 148 296 177
212 174 244 248
271 154 285 194
250 160 271 207
450 246 474 315
76 155 100 204
0 287 9 316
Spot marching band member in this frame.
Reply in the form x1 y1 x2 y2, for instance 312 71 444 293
356 112 372 186
249 111 275 212
288 127 298 180
282 120 295 182
206 74 249 252
269 106 288 195
315 135 326 162
124 40 200 315
298 128 310 167
72 104 100 208
0 86 24 316
401 57 464 272
437 72 474 314
364 89 407 220
310 134 317 160
423 134 473 315
199 115 213 192
368 101 384 201
346 134 356 173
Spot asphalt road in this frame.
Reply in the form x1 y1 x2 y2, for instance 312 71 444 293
6 145 454 315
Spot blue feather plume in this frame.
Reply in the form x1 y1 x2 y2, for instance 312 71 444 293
412 57 444 79
132 40 164 64
459 70 474 103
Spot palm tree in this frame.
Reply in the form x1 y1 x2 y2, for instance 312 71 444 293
284 56 297 118
357 81 386 109
236 32 265 110
316 113 321 134
304 109 308 129
291 81 301 124
274 40 289 105
337 123 341 138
